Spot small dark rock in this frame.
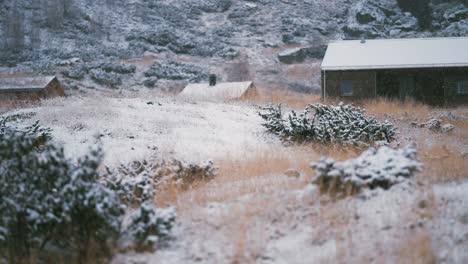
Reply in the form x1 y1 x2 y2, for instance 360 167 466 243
284 169 301 178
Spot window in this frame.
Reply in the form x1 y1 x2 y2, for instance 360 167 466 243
457 81 468 95
340 80 353 96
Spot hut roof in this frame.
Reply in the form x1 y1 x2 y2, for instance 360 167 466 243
321 37 468 71
0 76 56 92
180 81 255 100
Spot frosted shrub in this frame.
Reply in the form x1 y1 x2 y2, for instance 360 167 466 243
105 161 155 206
125 202 176 251
0 125 123 262
106 159 217 196
0 120 177 262
0 116 51 146
312 145 422 198
155 159 217 187
259 103 397 146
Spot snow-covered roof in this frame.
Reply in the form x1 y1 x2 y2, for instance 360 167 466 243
321 37 468 71
0 76 56 92
179 81 256 100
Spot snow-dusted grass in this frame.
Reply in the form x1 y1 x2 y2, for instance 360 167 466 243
3 93 468 263
363 98 432 120
10 95 279 166
158 148 315 209
249 89 321 110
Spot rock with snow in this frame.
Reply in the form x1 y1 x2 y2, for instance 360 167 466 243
411 118 455 133
353 1 387 24
278 46 326 64
441 124 455 133
312 145 422 197
284 169 301 178
342 23 381 38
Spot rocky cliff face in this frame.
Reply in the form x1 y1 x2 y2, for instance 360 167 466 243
0 0 467 94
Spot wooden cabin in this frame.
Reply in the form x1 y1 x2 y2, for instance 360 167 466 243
321 37 468 105
0 76 65 104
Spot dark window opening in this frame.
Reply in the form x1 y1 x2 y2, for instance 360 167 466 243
340 80 353 96
457 81 468 95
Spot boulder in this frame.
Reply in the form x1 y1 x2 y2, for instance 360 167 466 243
342 23 381 38
392 13 419 31
353 1 386 24
278 46 327 64
284 169 301 178
441 124 455 133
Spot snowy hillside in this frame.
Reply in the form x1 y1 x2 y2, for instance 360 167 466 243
1 0 468 93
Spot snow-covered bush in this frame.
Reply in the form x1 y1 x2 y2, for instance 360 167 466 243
0 120 178 261
105 161 155 206
0 116 51 146
259 103 397 146
105 159 217 198
0 125 123 262
124 202 176 251
312 145 422 198
154 159 217 187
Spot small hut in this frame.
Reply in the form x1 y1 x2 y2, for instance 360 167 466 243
180 76 257 100
0 76 65 104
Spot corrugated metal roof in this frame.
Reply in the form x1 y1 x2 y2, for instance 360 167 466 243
179 81 255 100
321 37 468 71
0 76 56 92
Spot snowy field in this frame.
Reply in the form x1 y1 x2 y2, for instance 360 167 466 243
3 94 468 263
12 95 281 166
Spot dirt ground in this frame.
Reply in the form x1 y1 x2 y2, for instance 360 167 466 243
3 93 468 263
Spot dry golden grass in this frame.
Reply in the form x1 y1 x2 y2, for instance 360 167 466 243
418 144 468 184
249 88 321 109
397 231 437 264
363 98 432 120
156 149 314 210
155 143 364 211
284 65 317 79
